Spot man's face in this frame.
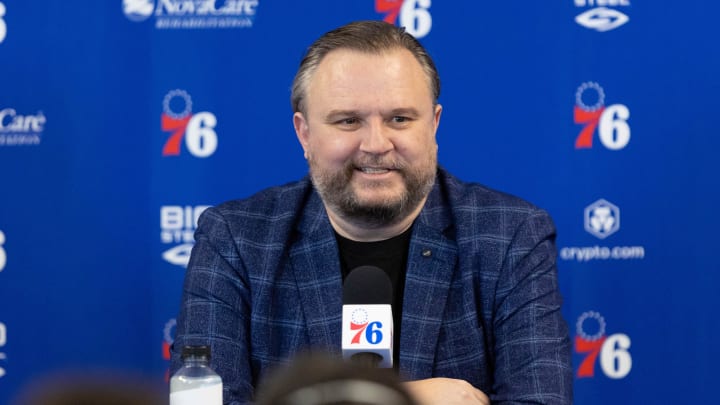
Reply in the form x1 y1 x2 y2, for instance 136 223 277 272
294 48 442 228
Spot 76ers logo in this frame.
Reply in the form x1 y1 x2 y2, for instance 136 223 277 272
574 82 631 150
350 309 384 345
161 318 176 381
375 0 432 38
575 311 632 379
161 89 218 158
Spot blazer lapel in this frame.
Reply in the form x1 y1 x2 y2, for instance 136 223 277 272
399 182 458 379
288 192 343 352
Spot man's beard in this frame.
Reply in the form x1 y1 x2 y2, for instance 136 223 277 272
308 154 437 229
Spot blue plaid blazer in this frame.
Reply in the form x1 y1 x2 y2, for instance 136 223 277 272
171 168 573 404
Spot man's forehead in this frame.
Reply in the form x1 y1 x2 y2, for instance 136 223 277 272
316 46 418 68
306 48 432 98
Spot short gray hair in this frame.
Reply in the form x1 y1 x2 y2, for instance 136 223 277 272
291 20 441 115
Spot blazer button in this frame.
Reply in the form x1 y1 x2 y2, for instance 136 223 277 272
422 249 432 257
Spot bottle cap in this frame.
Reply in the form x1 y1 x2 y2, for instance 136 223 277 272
181 345 211 361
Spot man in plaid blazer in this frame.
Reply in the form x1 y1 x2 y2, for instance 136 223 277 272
172 21 572 405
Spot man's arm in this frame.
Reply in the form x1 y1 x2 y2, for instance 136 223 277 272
404 378 490 405
171 207 254 404
490 209 573 404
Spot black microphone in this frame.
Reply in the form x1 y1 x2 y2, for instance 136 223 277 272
341 266 394 368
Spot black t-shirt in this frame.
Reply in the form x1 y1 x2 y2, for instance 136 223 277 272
335 226 412 369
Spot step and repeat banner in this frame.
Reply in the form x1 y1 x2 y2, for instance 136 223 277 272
1 1 718 403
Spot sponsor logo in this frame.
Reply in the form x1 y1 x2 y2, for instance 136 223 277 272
0 322 6 378
574 0 630 32
161 90 218 158
0 108 46 147
559 199 645 262
162 318 176 381
123 0 155 22
585 198 619 239
575 311 632 379
0 2 7 44
124 0 259 30
160 205 210 267
574 82 630 150
375 0 432 38
0 230 6 272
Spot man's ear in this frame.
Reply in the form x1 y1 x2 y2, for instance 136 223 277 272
293 112 310 158
433 104 443 130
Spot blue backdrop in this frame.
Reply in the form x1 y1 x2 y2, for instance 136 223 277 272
1 1 718 403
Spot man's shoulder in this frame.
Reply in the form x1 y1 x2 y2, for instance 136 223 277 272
428 168 555 241
215 177 313 216
198 177 315 241
437 168 542 216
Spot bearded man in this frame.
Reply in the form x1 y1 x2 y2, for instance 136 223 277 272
172 20 572 405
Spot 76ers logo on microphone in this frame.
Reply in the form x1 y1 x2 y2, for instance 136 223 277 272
350 308 384 345
574 82 631 150
575 311 632 379
342 304 393 367
161 89 218 158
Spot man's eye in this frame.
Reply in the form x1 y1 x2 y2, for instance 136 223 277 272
337 118 359 126
392 116 409 123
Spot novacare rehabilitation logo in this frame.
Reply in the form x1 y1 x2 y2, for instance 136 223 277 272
123 0 154 22
0 108 46 147
123 0 259 29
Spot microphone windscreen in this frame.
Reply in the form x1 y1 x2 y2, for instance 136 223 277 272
343 265 392 305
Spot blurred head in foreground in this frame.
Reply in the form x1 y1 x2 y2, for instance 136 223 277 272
12 371 165 405
255 353 417 405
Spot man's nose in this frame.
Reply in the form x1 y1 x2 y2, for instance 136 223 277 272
359 120 393 154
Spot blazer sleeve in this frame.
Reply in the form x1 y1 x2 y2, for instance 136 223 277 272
171 206 254 405
490 209 573 404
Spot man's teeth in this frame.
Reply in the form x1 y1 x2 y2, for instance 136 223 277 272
360 167 389 174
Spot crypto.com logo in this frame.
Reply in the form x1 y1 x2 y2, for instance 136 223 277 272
560 199 644 261
574 82 631 150
123 0 154 22
585 199 620 239
0 2 7 44
575 311 632 379
161 90 218 158
574 0 630 32
375 0 432 39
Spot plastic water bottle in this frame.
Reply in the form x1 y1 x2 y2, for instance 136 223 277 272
170 345 223 405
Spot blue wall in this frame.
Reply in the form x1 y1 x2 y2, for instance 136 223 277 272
1 1 718 403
